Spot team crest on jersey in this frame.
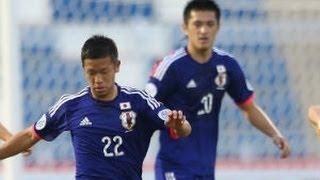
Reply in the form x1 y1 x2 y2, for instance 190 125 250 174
214 65 227 90
120 111 136 132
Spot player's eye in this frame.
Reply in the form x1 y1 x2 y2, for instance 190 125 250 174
193 21 202 28
101 70 108 75
87 71 96 76
207 21 216 27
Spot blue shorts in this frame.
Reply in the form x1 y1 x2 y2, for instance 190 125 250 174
155 159 214 180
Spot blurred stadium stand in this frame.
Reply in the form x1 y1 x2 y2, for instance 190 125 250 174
51 0 154 22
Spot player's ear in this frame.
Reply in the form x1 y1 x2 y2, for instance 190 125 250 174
115 60 120 73
181 23 188 37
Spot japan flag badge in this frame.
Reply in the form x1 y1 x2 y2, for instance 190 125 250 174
120 102 131 110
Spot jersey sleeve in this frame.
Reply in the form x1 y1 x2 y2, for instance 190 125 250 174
140 90 168 130
33 99 69 141
145 59 177 102
227 58 254 105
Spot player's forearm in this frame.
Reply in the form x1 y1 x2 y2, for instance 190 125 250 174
243 104 282 138
174 120 192 137
0 123 13 141
0 127 38 160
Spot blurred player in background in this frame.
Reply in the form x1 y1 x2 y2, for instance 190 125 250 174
308 105 320 135
145 0 290 179
0 35 191 180
0 122 31 156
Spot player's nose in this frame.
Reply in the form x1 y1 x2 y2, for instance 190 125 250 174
94 74 103 84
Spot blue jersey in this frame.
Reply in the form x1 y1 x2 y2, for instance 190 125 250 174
146 47 254 176
33 85 169 180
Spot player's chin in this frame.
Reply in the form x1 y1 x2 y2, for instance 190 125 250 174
196 44 212 51
93 91 108 98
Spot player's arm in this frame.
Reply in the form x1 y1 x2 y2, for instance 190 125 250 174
0 126 39 160
0 122 32 156
0 122 13 141
239 101 290 158
308 105 320 134
164 110 191 137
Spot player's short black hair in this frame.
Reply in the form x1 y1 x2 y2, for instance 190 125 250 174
81 35 119 66
183 0 221 24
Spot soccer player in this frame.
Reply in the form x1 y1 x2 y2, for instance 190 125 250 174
145 0 290 179
308 105 320 135
0 122 31 156
0 35 191 180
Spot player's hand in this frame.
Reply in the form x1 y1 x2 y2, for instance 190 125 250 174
311 121 320 136
308 106 320 136
272 135 290 158
165 110 186 130
316 123 320 136
21 148 32 156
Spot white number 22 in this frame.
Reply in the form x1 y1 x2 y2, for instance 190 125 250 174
197 93 213 115
101 135 124 157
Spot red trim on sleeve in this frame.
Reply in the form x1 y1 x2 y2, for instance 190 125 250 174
168 128 179 140
31 125 43 140
237 94 255 107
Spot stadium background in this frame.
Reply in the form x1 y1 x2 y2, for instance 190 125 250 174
1 0 320 179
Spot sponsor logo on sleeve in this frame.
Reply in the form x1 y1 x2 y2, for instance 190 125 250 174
157 109 171 122
145 83 158 97
35 114 47 130
246 79 254 91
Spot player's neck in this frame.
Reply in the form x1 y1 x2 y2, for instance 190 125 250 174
187 46 212 64
106 85 118 101
91 84 118 102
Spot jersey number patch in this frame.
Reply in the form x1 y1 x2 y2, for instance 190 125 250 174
101 135 124 157
197 93 213 115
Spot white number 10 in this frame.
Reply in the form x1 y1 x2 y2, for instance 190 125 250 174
197 93 213 115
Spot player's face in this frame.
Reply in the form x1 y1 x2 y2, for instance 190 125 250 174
83 57 120 100
183 10 219 52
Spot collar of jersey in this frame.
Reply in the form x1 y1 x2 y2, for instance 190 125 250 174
88 84 120 106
